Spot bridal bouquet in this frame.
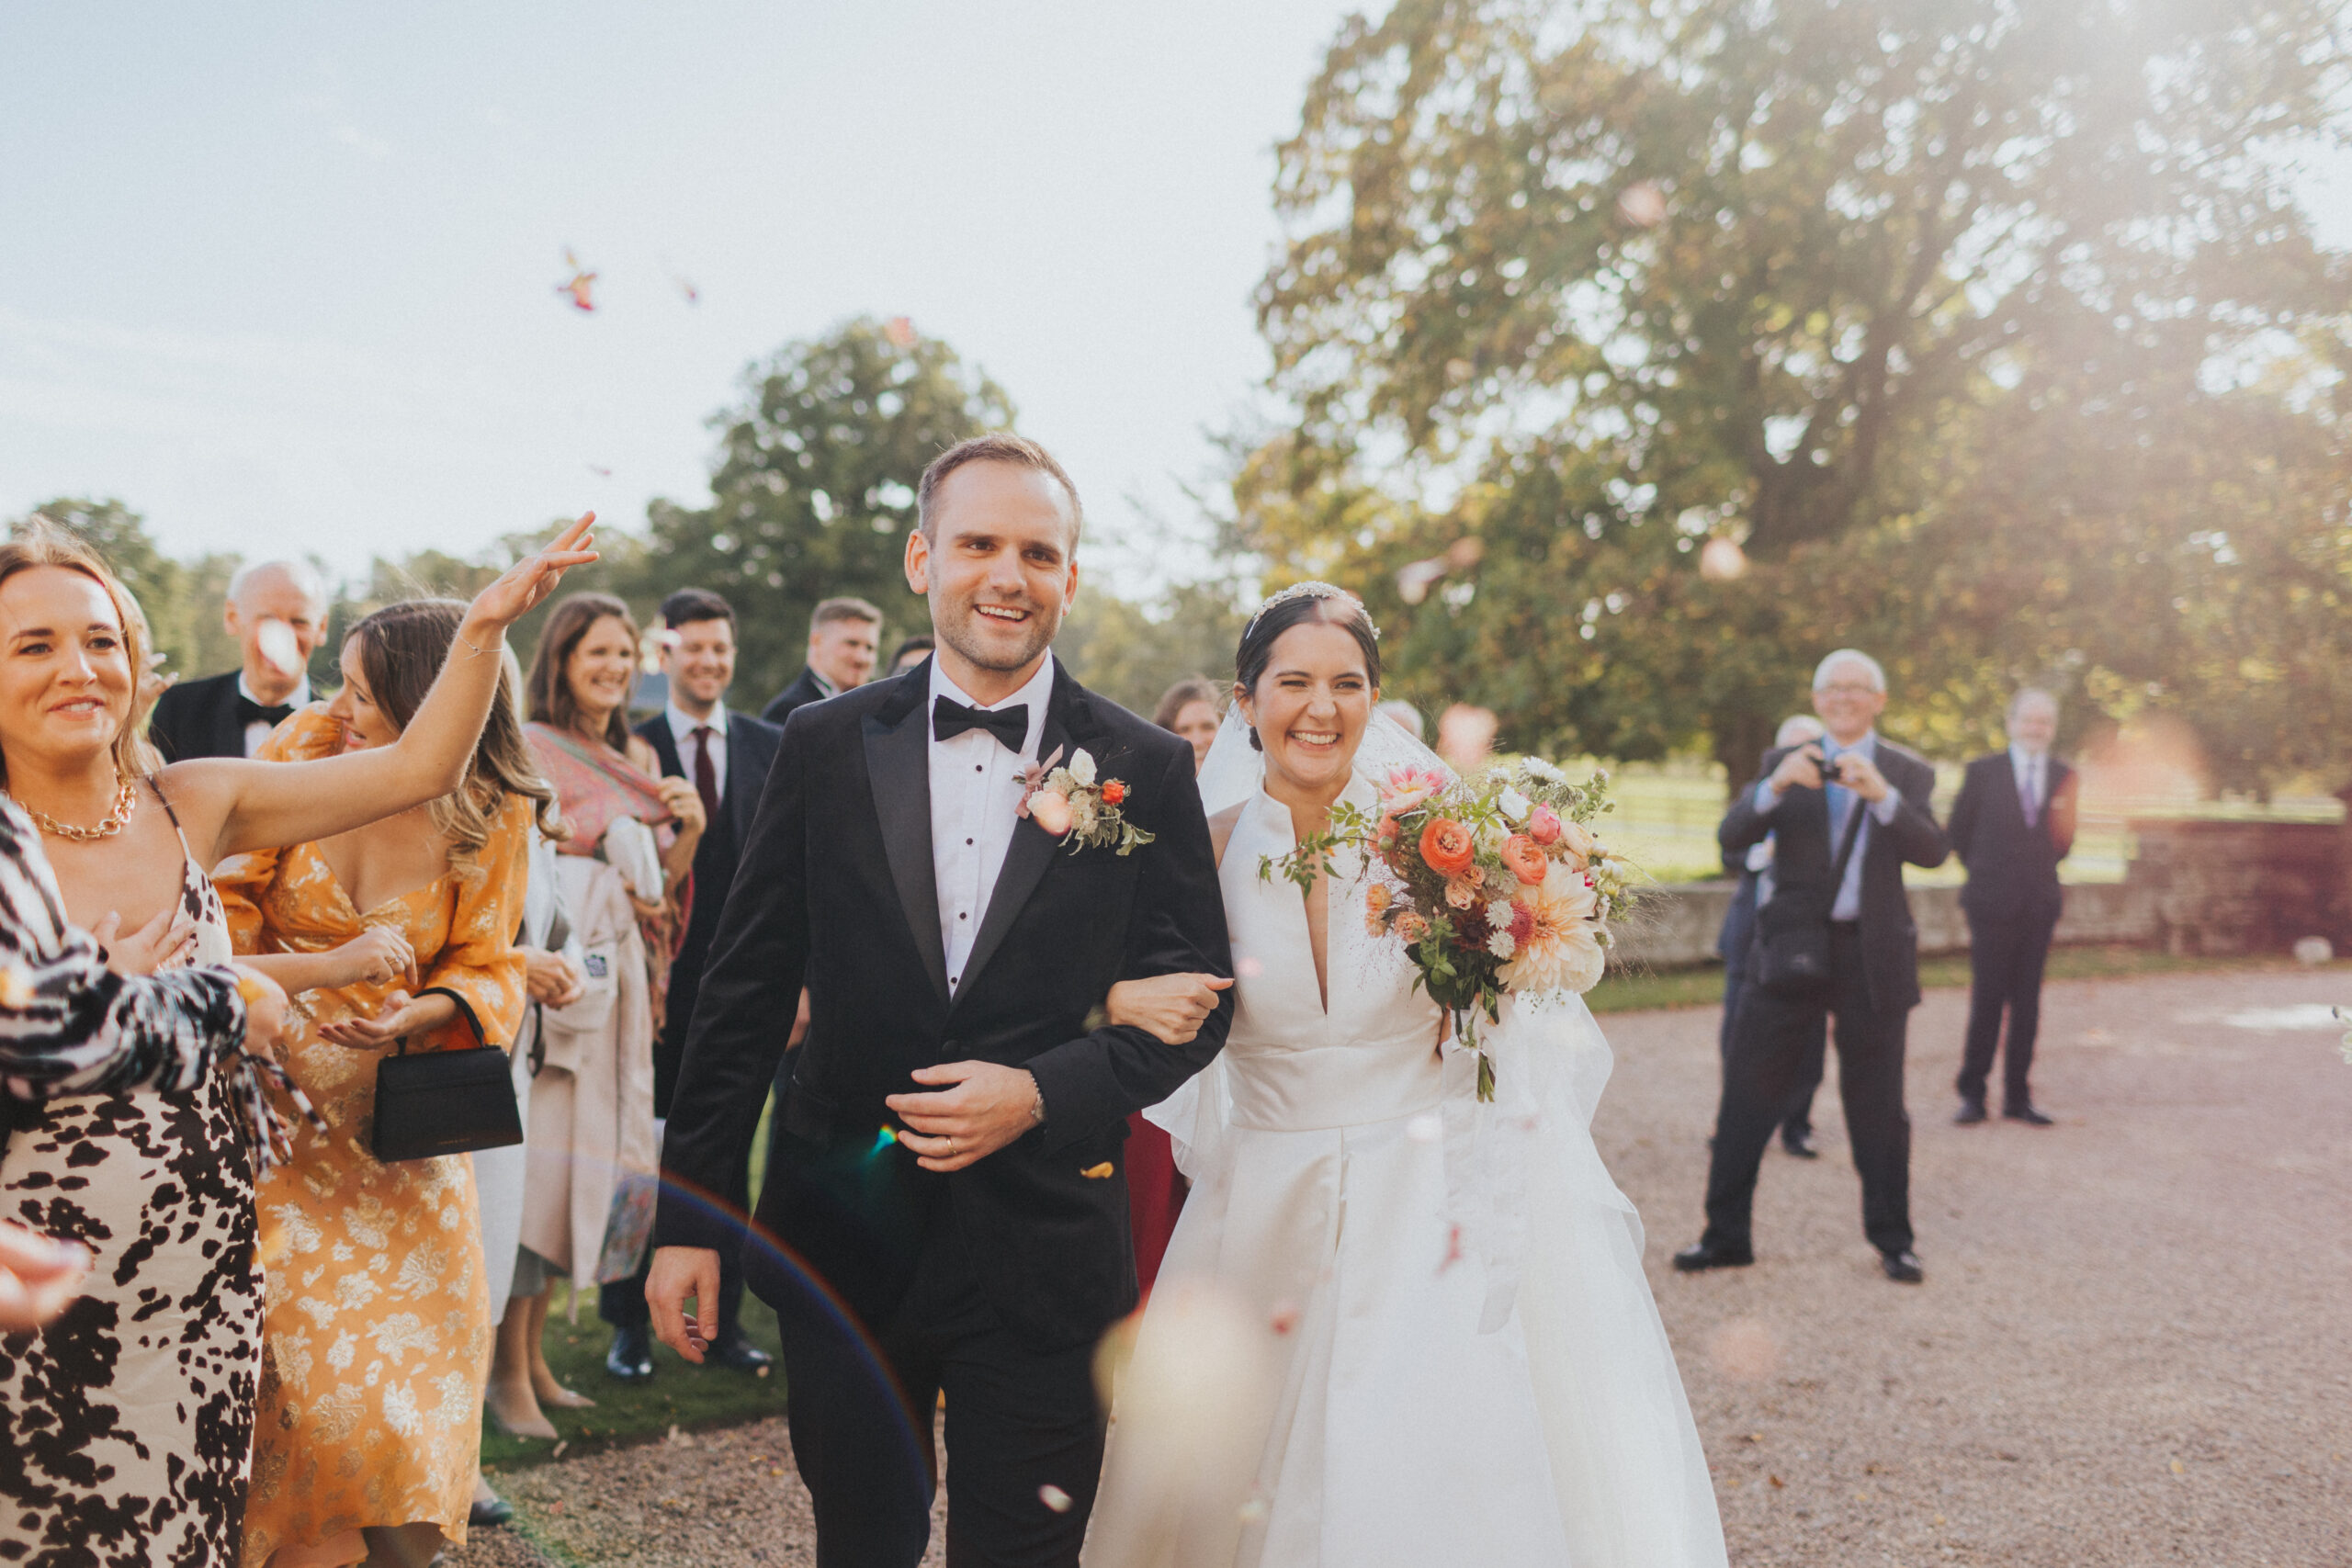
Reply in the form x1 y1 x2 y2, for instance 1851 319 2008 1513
1264 756 1635 1100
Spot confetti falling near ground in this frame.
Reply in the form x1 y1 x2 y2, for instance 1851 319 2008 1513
1699 536 1748 581
884 315 919 348
1038 1484 1072 1514
1616 179 1668 227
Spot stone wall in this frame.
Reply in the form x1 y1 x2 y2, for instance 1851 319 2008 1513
1613 818 2342 969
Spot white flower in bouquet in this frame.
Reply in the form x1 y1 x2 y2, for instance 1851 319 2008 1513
1485 898 1518 930
1520 756 1565 784
1497 861 1604 995
1488 929 1518 959
1497 784 1532 823
1067 748 1097 787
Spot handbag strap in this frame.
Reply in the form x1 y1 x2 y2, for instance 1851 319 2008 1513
1825 779 1870 899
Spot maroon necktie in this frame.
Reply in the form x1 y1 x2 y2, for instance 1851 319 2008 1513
692 727 720 825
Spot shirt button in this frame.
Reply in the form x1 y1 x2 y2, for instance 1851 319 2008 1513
966 838 973 846
959 912 967 920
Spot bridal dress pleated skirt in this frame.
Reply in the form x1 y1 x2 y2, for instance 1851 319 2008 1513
1086 784 1725 1568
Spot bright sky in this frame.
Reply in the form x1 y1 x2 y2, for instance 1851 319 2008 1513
0 0 1362 593
6 5 2346 599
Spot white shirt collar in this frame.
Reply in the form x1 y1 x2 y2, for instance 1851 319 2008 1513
237 671 310 709
929 651 1056 759
667 701 728 742
1823 729 1877 760
808 668 840 699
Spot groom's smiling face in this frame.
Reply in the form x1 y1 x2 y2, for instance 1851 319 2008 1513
905 460 1079 694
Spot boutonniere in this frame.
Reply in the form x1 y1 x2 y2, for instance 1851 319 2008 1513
1017 746 1156 856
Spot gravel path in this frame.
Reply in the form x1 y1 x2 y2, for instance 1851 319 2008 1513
449 964 2352 1566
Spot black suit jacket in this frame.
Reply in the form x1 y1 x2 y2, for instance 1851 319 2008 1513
759 667 831 727
147 671 256 762
656 658 1235 1348
1945 751 2075 919
1719 738 1950 1013
633 709 786 1086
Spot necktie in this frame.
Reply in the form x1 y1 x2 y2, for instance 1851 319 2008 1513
2018 757 2040 827
236 694 294 728
691 727 721 826
933 697 1028 752
1823 745 1854 844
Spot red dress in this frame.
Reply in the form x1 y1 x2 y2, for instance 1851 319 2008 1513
1125 1111 1186 1293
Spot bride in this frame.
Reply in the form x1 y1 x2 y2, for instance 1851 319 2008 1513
1085 583 1725 1567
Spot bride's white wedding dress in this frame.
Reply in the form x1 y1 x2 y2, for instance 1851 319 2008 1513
1086 724 1725 1567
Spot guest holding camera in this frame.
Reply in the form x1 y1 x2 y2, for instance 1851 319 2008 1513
1678 650 1948 1284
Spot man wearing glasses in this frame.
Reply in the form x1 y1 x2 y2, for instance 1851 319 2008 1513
1677 649 1950 1284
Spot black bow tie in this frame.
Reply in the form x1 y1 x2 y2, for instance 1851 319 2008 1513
933 696 1028 752
236 694 295 727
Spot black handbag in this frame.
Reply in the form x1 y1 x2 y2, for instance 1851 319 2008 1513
372 1033 524 1163
1752 782 1871 998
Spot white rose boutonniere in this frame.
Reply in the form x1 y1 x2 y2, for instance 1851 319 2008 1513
1017 746 1154 855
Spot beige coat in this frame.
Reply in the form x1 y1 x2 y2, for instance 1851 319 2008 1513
518 853 659 1290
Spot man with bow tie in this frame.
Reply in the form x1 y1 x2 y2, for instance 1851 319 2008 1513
1944 688 2077 1127
146 560 328 761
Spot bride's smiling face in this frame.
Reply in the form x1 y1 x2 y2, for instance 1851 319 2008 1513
1238 621 1377 801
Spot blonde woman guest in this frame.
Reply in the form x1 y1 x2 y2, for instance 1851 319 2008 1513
520 594 700 1371
0 517 593 1568
220 600 562 1568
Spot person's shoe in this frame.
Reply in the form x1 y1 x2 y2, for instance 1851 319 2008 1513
1953 1098 1988 1125
2003 1103 2056 1126
469 1494 514 1529
605 1325 655 1382
1672 1239 1755 1272
706 1325 775 1375
1879 1249 1925 1283
1780 1128 1820 1158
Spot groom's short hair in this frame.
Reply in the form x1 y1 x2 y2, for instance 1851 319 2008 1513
917 434 1083 546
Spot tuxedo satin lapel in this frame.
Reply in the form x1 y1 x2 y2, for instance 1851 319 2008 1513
952 667 1099 1010
864 698 951 1008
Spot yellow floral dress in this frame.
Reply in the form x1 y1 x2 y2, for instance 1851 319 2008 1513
216 708 529 1566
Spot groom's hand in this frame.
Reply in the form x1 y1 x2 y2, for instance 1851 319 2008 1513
647 1246 722 1363
888 1063 1044 1172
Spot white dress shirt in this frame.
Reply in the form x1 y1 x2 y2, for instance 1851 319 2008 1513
930 653 1056 996
238 671 311 758
2009 743 2046 821
665 701 730 804
1753 730 1901 921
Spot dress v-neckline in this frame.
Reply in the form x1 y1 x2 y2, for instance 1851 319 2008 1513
315 841 443 921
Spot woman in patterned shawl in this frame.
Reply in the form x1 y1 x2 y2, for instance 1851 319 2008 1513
0 517 593 1568
220 599 559 1568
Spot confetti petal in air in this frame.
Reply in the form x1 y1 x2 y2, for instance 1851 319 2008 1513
254 618 303 678
1237 1495 1269 1524
676 275 700 305
1438 1223 1464 1273
1617 179 1668 227
883 315 919 348
0 964 32 1009
1396 558 1447 605
1268 1300 1300 1336
1699 536 1748 581
1707 1317 1780 1382
1039 1484 1073 1514
587 465 613 478
557 248 598 312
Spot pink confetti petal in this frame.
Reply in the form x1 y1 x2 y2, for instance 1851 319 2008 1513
1039 1484 1072 1514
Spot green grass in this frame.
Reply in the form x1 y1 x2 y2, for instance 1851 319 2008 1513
481 1100 791 1472
1587 942 2316 1014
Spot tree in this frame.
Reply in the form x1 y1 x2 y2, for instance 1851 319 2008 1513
1247 0 2351 777
621 318 1014 706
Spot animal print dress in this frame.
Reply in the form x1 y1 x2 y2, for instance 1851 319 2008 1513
0 808 261 1568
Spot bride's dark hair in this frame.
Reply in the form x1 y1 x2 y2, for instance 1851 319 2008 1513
1233 587 1382 751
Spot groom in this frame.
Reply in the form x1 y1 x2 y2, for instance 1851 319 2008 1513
648 434 1235 1567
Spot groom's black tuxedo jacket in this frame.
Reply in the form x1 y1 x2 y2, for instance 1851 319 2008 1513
655 658 1234 1349
1719 739 1948 1015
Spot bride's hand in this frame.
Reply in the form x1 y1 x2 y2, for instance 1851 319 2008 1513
1103 972 1234 1045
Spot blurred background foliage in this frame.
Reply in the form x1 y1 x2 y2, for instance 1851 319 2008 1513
11 0 2350 795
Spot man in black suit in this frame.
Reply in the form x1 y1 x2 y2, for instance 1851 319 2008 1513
648 435 1232 1567
761 595 882 723
595 589 786 1382
1678 649 1950 1284
1946 687 2076 1126
146 560 328 761
1716 714 1829 1157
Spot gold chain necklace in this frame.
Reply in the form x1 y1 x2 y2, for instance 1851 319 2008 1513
12 776 139 841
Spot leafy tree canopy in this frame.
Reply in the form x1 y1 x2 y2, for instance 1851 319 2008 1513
1246 0 2352 786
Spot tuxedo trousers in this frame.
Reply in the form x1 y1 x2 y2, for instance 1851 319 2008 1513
1956 899 2062 1109
773 1219 1106 1568
1703 924 1915 1257
1717 878 1827 1140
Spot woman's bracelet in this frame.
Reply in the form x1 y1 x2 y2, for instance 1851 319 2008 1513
454 626 505 660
